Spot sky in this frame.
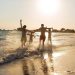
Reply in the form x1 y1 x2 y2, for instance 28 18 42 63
0 0 75 30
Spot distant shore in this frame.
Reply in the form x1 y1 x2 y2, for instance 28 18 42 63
17 27 75 33
0 28 75 33
0 29 75 33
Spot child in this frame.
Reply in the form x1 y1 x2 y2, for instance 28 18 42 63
29 31 34 43
21 25 30 48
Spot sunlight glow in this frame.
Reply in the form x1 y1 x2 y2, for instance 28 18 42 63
37 0 61 15
44 53 48 59
51 73 58 75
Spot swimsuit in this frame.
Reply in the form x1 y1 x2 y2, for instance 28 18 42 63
40 35 45 41
40 28 46 41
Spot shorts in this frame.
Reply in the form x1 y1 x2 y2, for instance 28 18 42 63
21 37 27 42
40 35 46 41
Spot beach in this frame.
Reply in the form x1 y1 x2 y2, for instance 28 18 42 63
0 30 75 75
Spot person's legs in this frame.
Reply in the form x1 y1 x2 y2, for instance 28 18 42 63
40 35 45 46
42 40 44 46
23 41 25 46
21 37 26 48
39 39 41 47
21 37 23 48
21 41 24 48
42 36 45 47
29 37 33 44
23 37 27 47
40 35 42 45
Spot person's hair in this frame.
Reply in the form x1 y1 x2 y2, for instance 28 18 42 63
41 24 44 27
23 25 26 28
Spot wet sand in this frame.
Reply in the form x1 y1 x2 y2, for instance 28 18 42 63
0 43 54 75
0 60 24 75
0 45 75 75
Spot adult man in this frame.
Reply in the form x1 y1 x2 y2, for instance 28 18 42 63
34 24 47 46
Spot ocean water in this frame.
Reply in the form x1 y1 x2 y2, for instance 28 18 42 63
0 30 75 75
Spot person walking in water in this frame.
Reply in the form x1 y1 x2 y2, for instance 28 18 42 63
47 28 53 53
34 24 47 46
29 31 34 44
21 25 30 48
48 28 52 41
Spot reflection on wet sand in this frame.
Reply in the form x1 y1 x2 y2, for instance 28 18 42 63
22 44 54 75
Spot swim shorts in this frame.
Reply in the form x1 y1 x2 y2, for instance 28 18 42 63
21 37 27 42
40 35 46 41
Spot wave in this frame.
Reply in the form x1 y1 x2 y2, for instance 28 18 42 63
0 38 6 40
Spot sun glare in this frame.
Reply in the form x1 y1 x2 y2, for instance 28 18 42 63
53 52 65 58
44 53 48 59
37 0 61 15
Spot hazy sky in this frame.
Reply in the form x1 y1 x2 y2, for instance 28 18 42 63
0 0 75 30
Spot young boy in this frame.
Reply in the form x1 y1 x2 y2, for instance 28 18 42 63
29 31 34 43
48 28 52 41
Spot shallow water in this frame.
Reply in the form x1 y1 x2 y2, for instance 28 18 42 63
0 30 75 75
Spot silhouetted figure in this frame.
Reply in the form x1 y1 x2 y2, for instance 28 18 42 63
21 25 30 48
47 28 53 53
29 31 34 43
48 28 53 41
34 24 47 46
